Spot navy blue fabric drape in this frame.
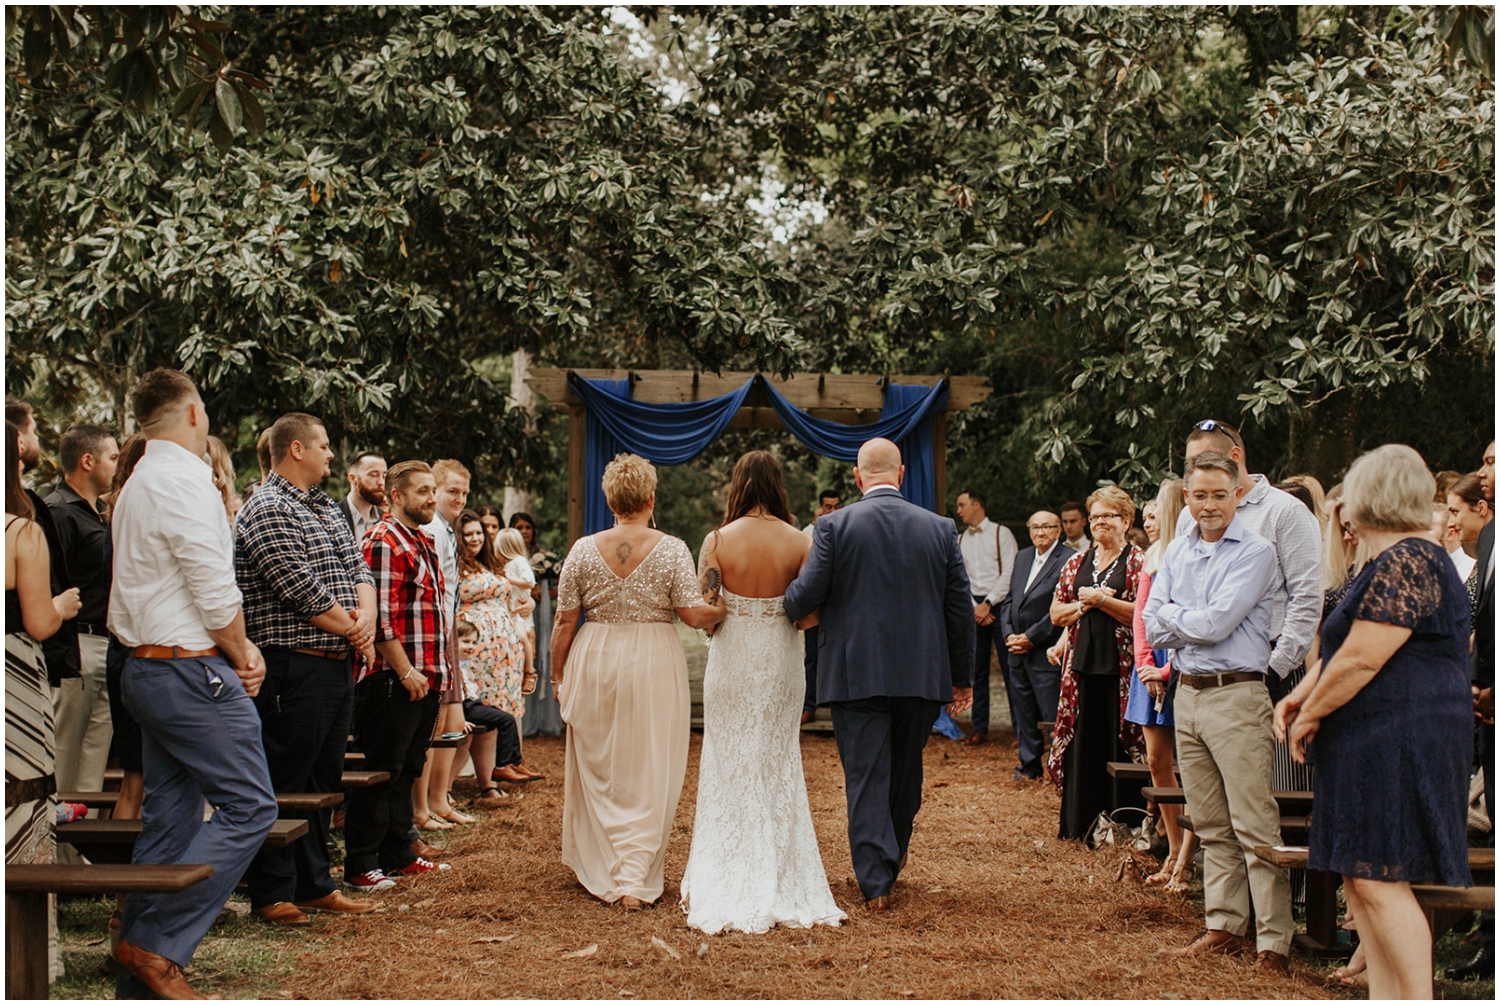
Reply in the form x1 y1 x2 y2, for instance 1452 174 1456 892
570 373 948 535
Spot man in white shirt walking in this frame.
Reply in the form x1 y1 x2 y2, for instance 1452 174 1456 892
106 369 278 1000
955 490 1018 745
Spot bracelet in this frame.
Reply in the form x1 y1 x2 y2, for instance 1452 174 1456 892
401 668 416 681
549 677 563 685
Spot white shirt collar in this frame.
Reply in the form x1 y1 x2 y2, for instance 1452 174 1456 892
862 484 900 496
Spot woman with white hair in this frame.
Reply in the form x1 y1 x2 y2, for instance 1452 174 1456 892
1276 444 1472 998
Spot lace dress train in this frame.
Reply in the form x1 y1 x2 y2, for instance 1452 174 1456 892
680 589 845 934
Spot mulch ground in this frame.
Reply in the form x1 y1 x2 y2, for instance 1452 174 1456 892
277 729 1337 1000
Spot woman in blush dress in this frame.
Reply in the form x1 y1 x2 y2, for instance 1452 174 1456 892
680 451 845 935
551 454 725 909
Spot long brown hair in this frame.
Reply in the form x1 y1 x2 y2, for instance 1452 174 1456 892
456 508 505 577
719 451 792 528
5 421 33 519
103 433 147 522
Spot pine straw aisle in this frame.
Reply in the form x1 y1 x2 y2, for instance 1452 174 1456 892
280 732 1334 1000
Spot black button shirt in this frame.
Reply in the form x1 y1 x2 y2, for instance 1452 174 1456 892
44 482 109 626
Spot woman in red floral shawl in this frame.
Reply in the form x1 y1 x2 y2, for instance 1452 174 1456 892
1045 485 1148 841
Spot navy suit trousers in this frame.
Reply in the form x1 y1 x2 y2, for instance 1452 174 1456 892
829 696 940 900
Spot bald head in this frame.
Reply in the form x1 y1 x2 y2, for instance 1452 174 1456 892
1026 509 1062 551
855 438 904 492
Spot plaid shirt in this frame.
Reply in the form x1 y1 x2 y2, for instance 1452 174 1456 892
234 472 375 651
360 515 448 689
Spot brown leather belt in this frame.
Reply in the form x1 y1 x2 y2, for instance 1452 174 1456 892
1179 670 1265 689
294 647 352 661
131 645 222 660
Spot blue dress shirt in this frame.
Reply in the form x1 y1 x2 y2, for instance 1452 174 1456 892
1143 517 1279 674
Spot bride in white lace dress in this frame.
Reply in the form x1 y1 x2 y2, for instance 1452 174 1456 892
680 452 846 935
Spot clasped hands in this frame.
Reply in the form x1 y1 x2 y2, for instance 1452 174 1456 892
1135 661 1169 700
1272 664 1321 764
1075 586 1115 613
345 606 377 662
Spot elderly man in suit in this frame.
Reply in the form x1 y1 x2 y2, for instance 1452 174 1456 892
998 510 1069 780
784 438 975 911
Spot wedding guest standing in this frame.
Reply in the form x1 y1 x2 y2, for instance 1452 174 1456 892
1278 445 1473 997
1149 451 1291 974
1446 472 1492 616
107 369 277 999
998 511 1067 780
1126 479 1193 891
511 511 564 737
1046 486 1145 840
954 489 1018 746
551 454 724 908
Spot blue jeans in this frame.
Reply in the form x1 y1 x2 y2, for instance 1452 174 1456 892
118 655 277 974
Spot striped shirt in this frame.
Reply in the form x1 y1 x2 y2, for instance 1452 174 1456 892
235 472 374 651
360 516 448 689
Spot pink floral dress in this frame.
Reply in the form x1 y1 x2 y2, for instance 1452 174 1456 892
459 567 526 718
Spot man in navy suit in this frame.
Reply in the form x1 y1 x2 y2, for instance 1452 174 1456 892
784 438 974 911
998 510 1069 780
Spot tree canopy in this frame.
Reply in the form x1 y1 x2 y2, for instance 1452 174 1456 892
5 5 1493 527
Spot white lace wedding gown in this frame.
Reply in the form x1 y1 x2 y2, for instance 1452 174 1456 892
680 588 846 934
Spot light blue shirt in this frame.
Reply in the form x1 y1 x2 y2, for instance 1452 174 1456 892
1143 516 1279 675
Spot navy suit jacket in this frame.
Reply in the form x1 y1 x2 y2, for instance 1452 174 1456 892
997 543 1068 674
784 487 975 704
1475 520 1494 689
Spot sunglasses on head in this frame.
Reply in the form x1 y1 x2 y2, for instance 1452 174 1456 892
1193 419 1243 450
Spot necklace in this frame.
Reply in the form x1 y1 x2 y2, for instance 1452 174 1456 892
1089 547 1123 589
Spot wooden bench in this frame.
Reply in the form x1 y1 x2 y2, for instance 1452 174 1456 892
6 864 213 999
1180 814 1310 839
1253 846 1496 953
1142 786 1315 814
1106 761 1177 783
338 770 390 788
57 818 308 866
60 790 344 812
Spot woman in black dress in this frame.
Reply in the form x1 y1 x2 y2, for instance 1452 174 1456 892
1277 445 1471 999
1046 485 1146 840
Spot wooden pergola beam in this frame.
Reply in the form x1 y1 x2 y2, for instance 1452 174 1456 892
523 369 992 544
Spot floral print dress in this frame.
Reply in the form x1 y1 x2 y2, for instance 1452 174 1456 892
459 566 527 718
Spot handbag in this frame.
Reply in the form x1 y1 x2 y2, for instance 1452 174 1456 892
1085 806 1154 852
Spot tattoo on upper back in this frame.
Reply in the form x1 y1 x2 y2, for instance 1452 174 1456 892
615 541 633 566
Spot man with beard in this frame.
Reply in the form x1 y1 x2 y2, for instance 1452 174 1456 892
340 451 387 544
342 460 452 890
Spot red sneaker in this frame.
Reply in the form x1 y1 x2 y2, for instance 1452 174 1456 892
391 856 451 876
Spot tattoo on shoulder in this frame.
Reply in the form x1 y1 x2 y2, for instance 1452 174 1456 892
701 567 721 597
614 541 633 566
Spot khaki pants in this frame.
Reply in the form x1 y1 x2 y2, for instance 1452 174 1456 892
53 634 113 863
1175 678 1293 955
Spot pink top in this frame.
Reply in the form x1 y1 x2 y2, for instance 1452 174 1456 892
1131 572 1169 680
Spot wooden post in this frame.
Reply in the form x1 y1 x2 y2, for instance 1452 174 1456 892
932 411 949 516
567 405 586 548
6 889 48 999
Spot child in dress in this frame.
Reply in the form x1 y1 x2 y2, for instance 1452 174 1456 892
494 528 538 695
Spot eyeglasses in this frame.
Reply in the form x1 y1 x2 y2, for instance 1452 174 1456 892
1088 512 1124 524
1192 419 1244 451
1027 523 1061 531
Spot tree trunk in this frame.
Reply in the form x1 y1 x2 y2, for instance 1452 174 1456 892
503 348 537 521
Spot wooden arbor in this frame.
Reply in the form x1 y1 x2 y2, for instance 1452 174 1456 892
524 369 993 545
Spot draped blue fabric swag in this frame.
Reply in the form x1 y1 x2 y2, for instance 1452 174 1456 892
569 373 949 535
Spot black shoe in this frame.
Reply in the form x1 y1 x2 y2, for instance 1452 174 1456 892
1445 946 1494 981
1012 767 1040 781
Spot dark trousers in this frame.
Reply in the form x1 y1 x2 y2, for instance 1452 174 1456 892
463 699 521 767
118 656 277 975
829 696 940 900
971 596 1012 734
1481 721 1495 955
244 649 352 908
344 672 440 876
1009 656 1061 778
803 626 819 713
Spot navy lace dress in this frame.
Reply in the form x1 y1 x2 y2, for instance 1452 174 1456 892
1308 537 1472 885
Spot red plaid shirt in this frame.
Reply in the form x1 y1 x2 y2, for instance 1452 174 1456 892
359 516 448 690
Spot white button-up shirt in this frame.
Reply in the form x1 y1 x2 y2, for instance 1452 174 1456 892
422 515 459 617
107 439 243 648
958 517 1018 606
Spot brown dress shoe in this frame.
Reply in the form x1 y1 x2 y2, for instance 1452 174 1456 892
294 890 376 915
111 939 224 1000
962 730 988 746
866 895 891 911
1255 950 1290 976
411 838 446 860
1156 930 1247 958
799 710 814 725
251 902 310 926
493 764 536 784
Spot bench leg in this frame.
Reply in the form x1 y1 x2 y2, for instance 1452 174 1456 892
1291 869 1349 957
5 890 49 999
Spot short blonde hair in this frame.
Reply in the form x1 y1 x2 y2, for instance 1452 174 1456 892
601 453 657 517
494 527 528 563
1086 484 1135 527
1343 444 1435 533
